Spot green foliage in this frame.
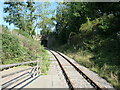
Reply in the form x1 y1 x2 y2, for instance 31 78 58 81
4 2 55 37
50 2 120 89
4 2 34 36
54 37 120 89
54 2 120 45
1 33 24 64
2 25 9 34
36 3 55 36
19 31 31 38
41 47 50 74
98 14 114 32
2 29 50 73
80 17 101 32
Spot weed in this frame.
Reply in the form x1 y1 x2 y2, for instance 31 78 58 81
2 30 50 74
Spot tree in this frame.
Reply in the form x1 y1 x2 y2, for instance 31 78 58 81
55 2 120 44
4 1 39 37
36 2 55 36
4 2 55 37
4 2 25 30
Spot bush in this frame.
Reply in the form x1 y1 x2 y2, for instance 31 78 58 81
2 29 50 73
80 13 118 34
20 31 31 38
2 34 22 58
53 13 120 89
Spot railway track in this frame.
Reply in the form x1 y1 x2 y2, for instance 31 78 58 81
49 49 115 90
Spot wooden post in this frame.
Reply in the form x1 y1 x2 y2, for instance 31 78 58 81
37 58 39 76
0 72 2 90
40 57 42 74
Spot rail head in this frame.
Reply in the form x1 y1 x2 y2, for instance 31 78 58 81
57 51 115 90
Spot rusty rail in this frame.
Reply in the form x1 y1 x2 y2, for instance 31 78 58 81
49 50 74 89
57 51 101 90
56 51 115 90
47 48 115 90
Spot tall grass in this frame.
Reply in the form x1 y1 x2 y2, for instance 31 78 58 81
40 46 50 74
55 39 120 89
1 29 49 73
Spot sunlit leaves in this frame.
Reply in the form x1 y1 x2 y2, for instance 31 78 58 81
35 2 55 35
4 2 37 36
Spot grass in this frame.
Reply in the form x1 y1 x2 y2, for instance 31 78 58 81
40 46 50 74
49 14 120 89
52 34 120 89
1 29 50 74
62 47 120 89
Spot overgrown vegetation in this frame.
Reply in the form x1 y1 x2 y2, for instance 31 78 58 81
53 35 120 88
49 2 120 89
2 1 120 89
2 2 54 74
1 28 49 73
40 47 50 74
3 2 55 37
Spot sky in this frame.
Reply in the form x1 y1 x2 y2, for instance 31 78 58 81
0 0 4 26
0 1 58 34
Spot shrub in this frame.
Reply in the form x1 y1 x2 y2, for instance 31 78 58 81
1 33 24 64
2 34 22 57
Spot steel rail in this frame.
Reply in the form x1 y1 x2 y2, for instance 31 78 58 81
49 49 105 90
49 50 75 90
57 51 102 90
